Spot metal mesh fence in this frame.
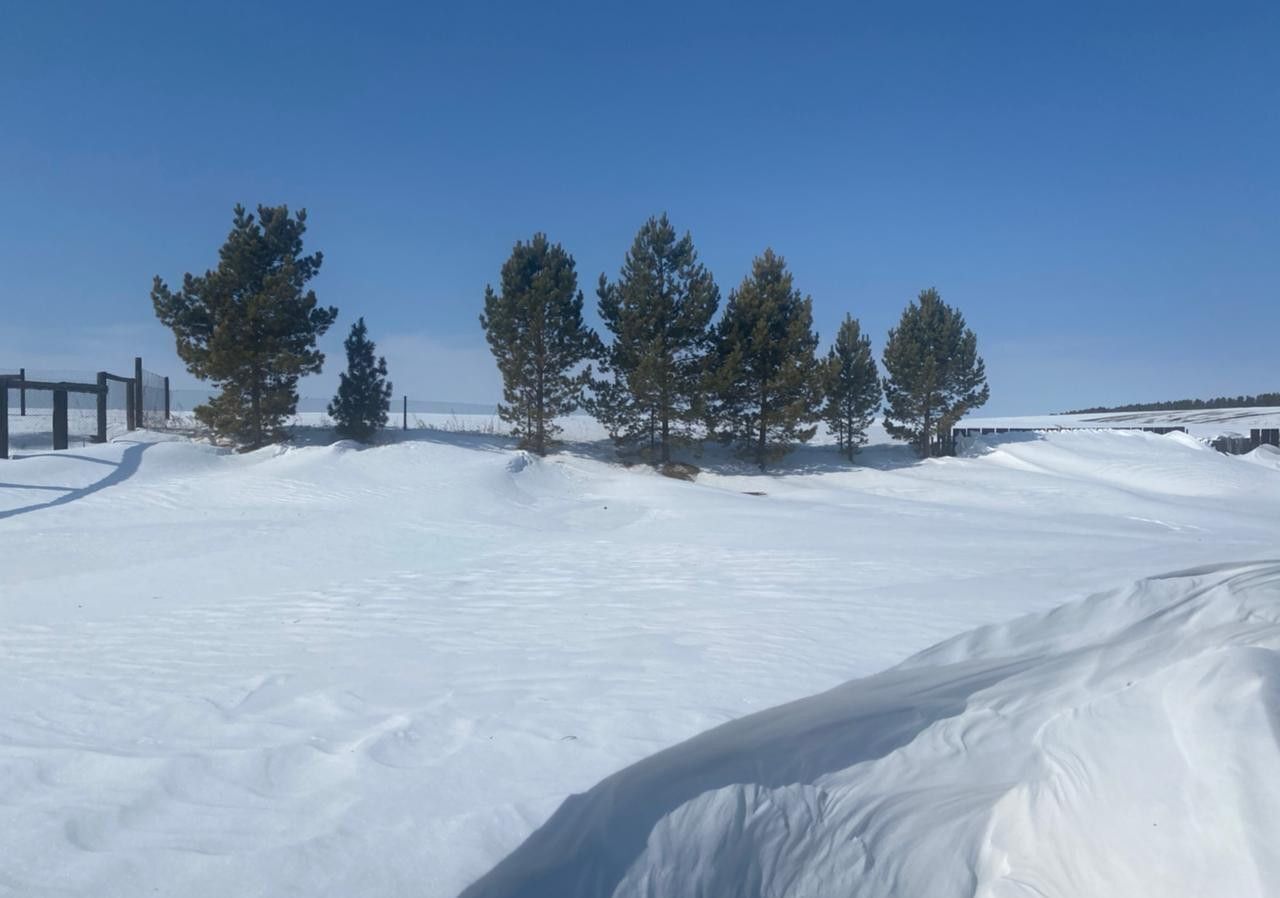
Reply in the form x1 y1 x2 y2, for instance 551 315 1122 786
4 372 107 452
2 365 145 455
104 378 133 439
140 368 168 429
4 360 515 452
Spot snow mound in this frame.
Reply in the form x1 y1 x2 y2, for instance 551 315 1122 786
463 561 1280 898
1244 443 1280 471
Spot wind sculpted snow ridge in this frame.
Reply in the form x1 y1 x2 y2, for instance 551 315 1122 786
2 429 1280 896
463 561 1280 898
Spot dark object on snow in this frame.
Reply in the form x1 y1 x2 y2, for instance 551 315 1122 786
1212 435 1254 455
659 462 700 482
1253 428 1280 449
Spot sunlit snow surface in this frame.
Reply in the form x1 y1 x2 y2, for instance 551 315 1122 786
467 561 1280 898
1 412 1279 896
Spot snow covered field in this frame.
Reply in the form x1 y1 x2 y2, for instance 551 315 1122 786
959 406 1280 439
2 414 1279 896
466 560 1280 898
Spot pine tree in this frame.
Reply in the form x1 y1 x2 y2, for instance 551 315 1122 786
152 204 338 449
328 317 392 442
480 234 597 455
881 287 989 457
590 214 719 463
706 249 823 467
822 314 881 460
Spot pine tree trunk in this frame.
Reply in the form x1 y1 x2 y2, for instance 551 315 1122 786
757 386 768 469
660 410 670 464
250 374 262 450
535 367 546 456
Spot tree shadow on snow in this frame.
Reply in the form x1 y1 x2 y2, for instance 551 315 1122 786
953 431 1046 459
635 440 934 477
0 441 151 520
286 424 519 455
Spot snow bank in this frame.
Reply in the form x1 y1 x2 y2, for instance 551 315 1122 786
464 561 1280 898
2 427 1279 896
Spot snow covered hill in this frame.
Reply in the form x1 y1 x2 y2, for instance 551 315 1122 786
1 426 1278 896
464 560 1280 898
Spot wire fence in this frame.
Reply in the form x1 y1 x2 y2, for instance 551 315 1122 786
4 369 118 451
140 367 169 429
290 395 607 443
3 361 597 455
1 358 184 457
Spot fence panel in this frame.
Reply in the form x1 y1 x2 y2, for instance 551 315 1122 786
140 368 169 428
4 385 104 452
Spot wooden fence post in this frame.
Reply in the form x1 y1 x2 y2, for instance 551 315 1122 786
96 373 108 443
52 389 68 451
126 379 136 431
163 376 170 420
0 382 8 459
403 395 407 431
134 357 144 429
18 367 25 416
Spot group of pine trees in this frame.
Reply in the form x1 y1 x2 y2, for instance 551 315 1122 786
152 206 990 461
152 204 393 449
481 214 989 465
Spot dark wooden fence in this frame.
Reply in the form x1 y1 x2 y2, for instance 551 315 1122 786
1 356 171 459
944 425 1189 457
951 426 1188 438
1252 429 1280 448
950 425 1280 457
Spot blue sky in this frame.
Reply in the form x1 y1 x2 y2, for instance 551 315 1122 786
2 1 1276 414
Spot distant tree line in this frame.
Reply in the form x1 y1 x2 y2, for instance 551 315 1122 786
1064 394 1280 415
481 214 990 465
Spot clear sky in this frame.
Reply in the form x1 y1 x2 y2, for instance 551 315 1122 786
2 1 1276 415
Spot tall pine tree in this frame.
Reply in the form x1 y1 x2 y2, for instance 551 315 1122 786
706 249 823 467
590 214 719 462
881 287 989 456
822 314 881 460
480 234 597 455
152 204 338 449
329 317 392 442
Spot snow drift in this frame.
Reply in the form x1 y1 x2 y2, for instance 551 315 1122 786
4 425 1280 896
463 561 1280 898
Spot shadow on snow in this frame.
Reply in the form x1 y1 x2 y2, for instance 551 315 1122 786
0 442 151 521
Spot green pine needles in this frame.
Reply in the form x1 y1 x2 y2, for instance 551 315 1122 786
882 288 989 456
479 220 990 466
822 315 881 460
590 214 719 463
153 205 992 462
329 317 393 442
480 234 597 456
705 249 824 467
152 204 338 450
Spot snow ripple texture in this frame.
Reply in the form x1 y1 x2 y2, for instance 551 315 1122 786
2 418 1280 896
465 561 1280 898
